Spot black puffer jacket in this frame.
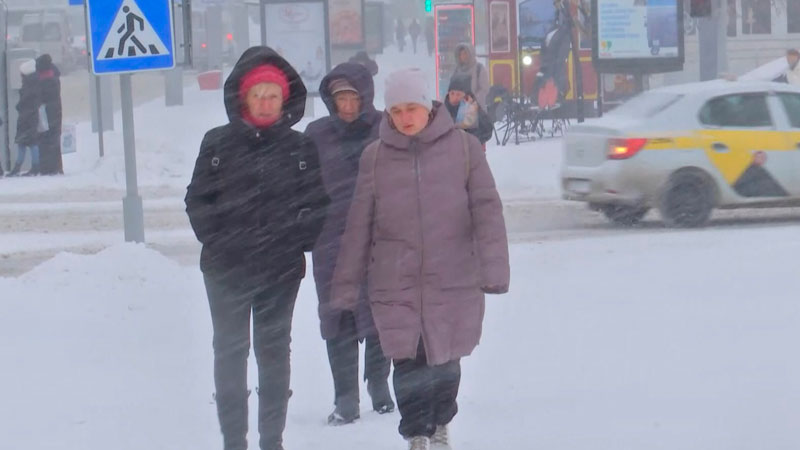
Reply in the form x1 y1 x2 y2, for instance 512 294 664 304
185 46 330 284
15 73 40 146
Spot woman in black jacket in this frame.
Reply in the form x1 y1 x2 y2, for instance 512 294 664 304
34 55 63 175
10 60 41 176
185 47 330 450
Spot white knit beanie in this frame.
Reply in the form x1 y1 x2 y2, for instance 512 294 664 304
384 68 432 111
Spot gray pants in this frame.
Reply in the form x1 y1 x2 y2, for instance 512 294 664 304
204 274 300 450
326 311 391 410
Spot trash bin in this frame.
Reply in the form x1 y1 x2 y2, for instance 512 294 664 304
197 70 222 90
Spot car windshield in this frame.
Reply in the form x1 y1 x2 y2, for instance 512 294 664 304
22 22 61 42
21 23 43 42
608 92 684 118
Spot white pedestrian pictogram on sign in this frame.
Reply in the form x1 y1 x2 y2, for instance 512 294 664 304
99 0 170 59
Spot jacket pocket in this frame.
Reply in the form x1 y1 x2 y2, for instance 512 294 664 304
368 240 415 291
434 239 479 289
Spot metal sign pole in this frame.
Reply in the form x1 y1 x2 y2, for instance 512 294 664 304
260 0 267 46
87 0 176 243
183 0 193 67
84 0 105 157
120 74 145 243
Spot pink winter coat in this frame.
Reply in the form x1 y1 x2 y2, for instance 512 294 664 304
330 103 510 366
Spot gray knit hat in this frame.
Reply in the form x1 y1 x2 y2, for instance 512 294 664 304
384 68 432 111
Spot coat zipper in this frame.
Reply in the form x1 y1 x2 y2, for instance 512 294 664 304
412 140 427 355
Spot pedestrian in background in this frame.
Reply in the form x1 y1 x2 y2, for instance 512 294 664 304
396 19 407 53
35 55 63 175
783 49 800 86
425 17 435 57
409 19 422 54
9 59 41 177
451 44 490 110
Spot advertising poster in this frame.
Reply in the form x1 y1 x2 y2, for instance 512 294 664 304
329 0 364 47
596 0 679 59
435 6 474 100
264 1 330 95
364 2 384 54
519 0 557 45
490 2 511 54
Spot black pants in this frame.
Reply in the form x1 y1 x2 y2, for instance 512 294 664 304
393 341 461 438
204 274 301 450
326 311 391 407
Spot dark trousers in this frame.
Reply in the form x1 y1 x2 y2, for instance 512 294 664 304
393 341 461 438
204 274 301 450
326 311 391 407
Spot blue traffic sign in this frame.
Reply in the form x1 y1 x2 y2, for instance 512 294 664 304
69 0 83 6
86 0 175 75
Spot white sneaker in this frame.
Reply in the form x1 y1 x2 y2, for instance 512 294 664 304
407 436 430 450
430 425 451 450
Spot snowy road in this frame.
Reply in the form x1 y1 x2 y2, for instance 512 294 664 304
3 188 800 276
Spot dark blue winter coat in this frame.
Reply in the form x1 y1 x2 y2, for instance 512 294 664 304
305 63 382 340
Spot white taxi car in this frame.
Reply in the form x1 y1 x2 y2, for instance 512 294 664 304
561 81 800 227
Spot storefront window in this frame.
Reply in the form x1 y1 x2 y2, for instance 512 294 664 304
727 0 737 37
742 0 771 35
788 0 800 33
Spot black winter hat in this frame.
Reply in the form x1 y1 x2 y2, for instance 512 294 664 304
448 73 472 94
35 54 53 72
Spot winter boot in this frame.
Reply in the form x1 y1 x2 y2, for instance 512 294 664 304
368 379 395 414
430 425 451 450
407 436 430 450
327 395 360 425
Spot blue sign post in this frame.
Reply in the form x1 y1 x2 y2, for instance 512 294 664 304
86 0 176 243
87 0 175 75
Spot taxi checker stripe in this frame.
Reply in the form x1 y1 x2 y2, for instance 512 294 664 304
638 131 791 187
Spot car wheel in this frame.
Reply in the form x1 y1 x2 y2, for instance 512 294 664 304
658 171 714 228
601 204 649 226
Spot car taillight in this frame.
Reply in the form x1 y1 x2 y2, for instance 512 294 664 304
226 33 234 41
608 138 648 160
201 43 207 49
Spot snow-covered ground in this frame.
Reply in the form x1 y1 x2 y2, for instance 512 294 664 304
2 44 800 449
2 230 799 450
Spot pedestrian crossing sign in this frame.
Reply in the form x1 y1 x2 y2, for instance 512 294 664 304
87 0 175 75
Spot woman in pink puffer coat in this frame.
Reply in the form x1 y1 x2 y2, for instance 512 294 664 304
331 68 510 450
